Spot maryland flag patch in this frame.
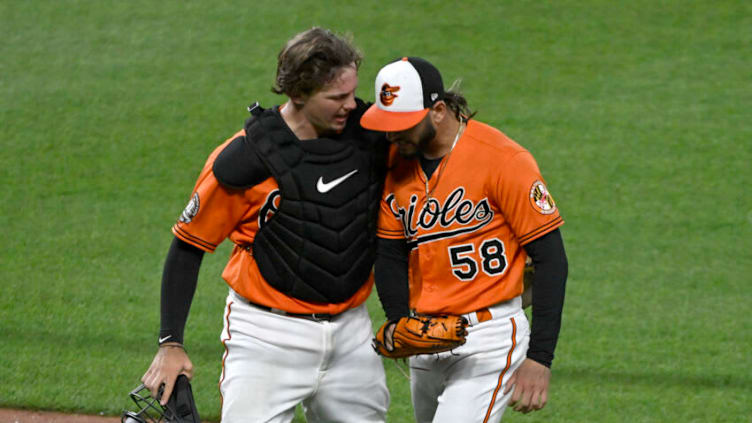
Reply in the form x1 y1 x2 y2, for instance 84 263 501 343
529 181 556 215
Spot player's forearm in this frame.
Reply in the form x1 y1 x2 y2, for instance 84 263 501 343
523 229 568 368
374 237 411 321
159 237 204 345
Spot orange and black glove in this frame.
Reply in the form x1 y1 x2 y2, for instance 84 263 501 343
373 315 469 359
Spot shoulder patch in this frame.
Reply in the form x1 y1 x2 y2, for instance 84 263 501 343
529 181 556 215
179 193 200 223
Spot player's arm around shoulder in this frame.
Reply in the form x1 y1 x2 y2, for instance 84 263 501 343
212 131 271 190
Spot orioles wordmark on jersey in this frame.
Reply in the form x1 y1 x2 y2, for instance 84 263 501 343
377 120 563 316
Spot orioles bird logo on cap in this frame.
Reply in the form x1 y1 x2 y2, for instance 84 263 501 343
380 83 400 106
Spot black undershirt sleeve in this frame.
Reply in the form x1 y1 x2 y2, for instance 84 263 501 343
523 228 568 368
374 237 411 321
158 237 205 345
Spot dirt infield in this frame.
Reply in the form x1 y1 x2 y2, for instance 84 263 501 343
0 409 218 423
0 409 120 423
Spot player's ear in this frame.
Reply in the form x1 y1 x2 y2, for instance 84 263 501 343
288 91 308 109
429 101 448 125
289 96 306 108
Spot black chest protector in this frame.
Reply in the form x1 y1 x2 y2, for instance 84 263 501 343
216 101 387 303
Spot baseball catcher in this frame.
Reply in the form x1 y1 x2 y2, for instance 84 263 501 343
373 315 469 359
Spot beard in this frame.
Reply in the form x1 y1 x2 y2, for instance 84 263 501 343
397 121 437 159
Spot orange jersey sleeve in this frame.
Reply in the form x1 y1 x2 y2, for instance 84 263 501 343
172 130 372 315
172 131 256 252
492 147 563 246
378 120 563 315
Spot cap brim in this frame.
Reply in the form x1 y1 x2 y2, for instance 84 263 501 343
360 104 429 132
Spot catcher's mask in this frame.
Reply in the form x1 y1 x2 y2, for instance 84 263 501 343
121 375 199 423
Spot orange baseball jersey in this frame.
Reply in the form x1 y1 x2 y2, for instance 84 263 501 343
172 130 373 314
377 120 563 315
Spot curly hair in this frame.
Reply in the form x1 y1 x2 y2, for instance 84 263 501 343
444 79 477 121
273 27 362 98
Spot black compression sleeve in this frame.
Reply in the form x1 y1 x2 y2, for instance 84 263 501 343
159 237 204 345
374 237 411 321
523 228 568 368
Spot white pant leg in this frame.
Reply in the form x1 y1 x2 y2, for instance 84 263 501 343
302 304 389 423
219 292 387 423
410 358 445 423
219 292 322 423
410 309 530 423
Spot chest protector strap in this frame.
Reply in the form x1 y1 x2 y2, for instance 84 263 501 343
246 104 386 303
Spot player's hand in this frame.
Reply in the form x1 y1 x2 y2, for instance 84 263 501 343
504 358 550 413
141 343 194 405
384 321 397 350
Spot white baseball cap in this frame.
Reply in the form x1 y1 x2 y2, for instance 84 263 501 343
360 57 445 132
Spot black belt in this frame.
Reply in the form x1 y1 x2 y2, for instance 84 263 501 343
235 293 335 322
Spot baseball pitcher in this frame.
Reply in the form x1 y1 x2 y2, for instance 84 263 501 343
362 57 568 423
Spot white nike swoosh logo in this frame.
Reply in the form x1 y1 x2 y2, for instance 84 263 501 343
316 169 359 193
159 335 172 344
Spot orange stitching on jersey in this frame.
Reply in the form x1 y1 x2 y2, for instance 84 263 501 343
483 317 517 423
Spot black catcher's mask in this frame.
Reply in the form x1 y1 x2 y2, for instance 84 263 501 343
121 375 200 423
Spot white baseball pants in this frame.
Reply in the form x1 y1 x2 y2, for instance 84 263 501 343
219 290 389 423
410 299 530 423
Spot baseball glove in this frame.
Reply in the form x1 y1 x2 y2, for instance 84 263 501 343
373 315 469 359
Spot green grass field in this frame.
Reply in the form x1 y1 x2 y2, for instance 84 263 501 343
1 1 750 422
